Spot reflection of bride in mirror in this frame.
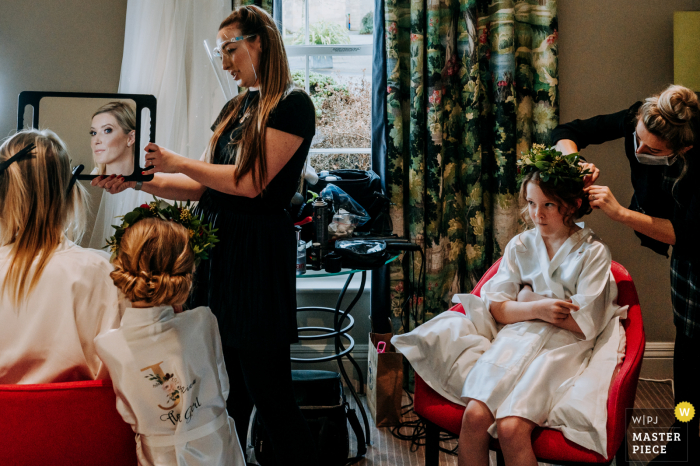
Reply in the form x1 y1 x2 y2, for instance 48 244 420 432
88 102 151 250
90 101 135 176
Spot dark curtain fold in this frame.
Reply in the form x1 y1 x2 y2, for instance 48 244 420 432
370 0 392 334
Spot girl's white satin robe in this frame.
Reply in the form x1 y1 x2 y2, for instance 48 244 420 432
392 228 628 456
94 306 245 466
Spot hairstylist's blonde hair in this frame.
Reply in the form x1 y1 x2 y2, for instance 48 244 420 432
110 218 195 306
206 5 294 193
92 101 136 175
638 84 700 191
0 129 87 304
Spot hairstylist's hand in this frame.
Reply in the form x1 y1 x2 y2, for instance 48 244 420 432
142 143 183 175
91 174 135 194
580 161 600 188
584 185 625 221
535 298 579 324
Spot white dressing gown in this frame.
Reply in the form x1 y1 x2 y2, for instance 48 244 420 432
392 228 628 456
94 306 245 466
0 240 120 384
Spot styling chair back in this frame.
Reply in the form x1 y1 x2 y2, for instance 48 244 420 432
414 258 646 465
0 379 137 466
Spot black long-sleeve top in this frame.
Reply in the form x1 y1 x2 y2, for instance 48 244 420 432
551 102 700 265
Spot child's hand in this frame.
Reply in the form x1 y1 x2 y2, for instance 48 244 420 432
535 298 579 324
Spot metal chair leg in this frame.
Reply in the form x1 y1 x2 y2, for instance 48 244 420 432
425 420 440 466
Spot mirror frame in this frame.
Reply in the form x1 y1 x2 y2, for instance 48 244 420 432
17 91 156 182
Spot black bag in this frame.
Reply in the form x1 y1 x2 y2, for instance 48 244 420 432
252 370 366 465
313 169 385 233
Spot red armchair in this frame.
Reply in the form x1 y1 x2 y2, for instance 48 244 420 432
0 379 137 466
414 259 646 465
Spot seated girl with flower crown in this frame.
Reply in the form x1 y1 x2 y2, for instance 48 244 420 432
392 145 628 466
94 202 244 466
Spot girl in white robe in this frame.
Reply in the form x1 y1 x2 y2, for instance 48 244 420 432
393 160 627 466
0 129 120 384
94 217 245 466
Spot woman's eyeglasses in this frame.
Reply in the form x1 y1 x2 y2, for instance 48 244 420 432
212 35 256 59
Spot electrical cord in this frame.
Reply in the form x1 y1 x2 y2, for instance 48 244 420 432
388 389 459 455
392 247 457 454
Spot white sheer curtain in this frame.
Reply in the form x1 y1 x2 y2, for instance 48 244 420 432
88 1 231 249
118 0 230 159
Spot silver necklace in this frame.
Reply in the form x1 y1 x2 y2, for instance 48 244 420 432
239 93 255 124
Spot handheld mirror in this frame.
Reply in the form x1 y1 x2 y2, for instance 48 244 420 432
17 91 156 182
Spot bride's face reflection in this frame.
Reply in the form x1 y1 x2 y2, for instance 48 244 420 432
90 113 134 167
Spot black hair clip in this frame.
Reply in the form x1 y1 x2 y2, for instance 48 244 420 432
0 142 36 175
67 164 84 195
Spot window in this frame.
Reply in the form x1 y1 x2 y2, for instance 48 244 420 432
282 0 374 172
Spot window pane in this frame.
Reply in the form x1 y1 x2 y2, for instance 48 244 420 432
307 57 371 171
282 0 306 45
307 0 374 40
284 0 375 171
289 56 308 92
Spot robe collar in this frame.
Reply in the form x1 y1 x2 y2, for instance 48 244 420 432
120 305 174 327
535 227 591 299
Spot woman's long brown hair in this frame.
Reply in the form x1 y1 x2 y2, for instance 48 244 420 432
206 5 293 194
0 130 87 305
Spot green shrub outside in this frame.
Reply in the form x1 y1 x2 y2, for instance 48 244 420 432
292 71 348 117
360 11 373 35
292 21 351 45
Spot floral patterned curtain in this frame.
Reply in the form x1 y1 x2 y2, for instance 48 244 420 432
385 0 559 334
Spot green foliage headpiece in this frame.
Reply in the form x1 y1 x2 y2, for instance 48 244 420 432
516 144 591 190
106 197 219 263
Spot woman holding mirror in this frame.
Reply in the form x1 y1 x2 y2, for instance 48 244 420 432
92 5 319 465
88 101 153 250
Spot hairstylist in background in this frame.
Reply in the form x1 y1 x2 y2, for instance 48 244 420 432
92 6 318 465
552 84 700 463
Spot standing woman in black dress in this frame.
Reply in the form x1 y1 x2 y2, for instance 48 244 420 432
93 5 319 465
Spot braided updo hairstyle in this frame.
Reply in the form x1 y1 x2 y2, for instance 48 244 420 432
638 84 699 152
110 218 195 306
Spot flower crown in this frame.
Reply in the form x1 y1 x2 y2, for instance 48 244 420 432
106 198 219 263
516 144 591 189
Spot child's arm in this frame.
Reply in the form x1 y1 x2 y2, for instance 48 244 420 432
515 285 585 337
490 297 580 327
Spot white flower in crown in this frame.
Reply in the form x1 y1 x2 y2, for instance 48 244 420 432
162 381 175 392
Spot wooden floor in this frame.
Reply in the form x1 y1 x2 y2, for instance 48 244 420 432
243 379 674 465
343 379 674 466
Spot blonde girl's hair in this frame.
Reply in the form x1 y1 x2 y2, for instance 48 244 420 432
206 5 294 193
518 171 592 229
638 85 699 192
0 129 88 305
110 218 195 306
92 101 136 176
